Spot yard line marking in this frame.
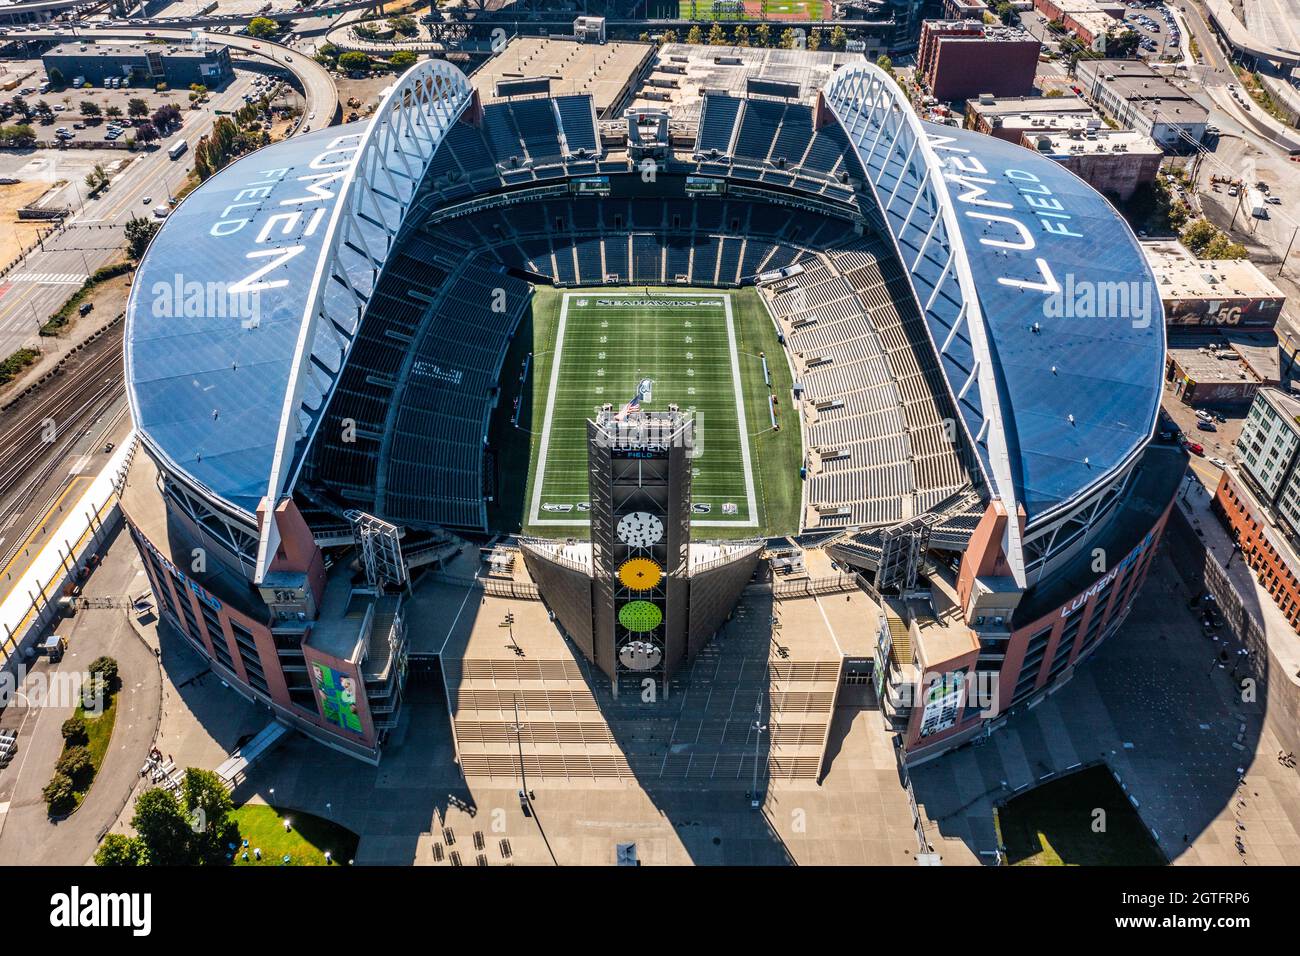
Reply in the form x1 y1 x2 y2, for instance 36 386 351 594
531 290 758 527
722 292 760 525
528 292 571 526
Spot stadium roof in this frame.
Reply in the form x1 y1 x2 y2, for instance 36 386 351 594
936 124 1163 520
126 124 368 514
127 62 476 540
825 63 1164 550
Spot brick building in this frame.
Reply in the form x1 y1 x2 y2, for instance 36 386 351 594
916 20 1040 103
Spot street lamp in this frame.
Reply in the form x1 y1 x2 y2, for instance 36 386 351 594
749 700 767 810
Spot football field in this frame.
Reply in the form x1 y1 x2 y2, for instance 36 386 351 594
526 291 764 531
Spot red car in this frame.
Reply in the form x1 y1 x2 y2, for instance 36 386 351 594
1185 440 1205 456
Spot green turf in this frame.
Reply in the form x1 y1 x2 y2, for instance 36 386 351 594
677 0 825 20
231 804 359 866
999 765 1167 866
513 287 801 539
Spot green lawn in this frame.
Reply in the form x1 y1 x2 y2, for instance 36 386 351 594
231 804 359 866
513 286 801 539
999 765 1167 866
65 692 117 811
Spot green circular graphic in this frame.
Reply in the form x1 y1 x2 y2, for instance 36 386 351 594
619 600 663 633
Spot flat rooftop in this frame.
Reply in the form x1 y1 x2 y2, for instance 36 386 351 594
630 43 865 130
925 19 1037 41
1143 242 1286 301
1079 59 1209 124
967 94 1096 116
1168 328 1281 384
1028 126 1163 156
1167 341 1266 385
44 40 226 59
470 36 654 116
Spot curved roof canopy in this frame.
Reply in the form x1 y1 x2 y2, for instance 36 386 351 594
126 61 476 519
126 124 365 513
824 64 1164 554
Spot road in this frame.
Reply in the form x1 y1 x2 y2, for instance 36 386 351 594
14 25 339 124
0 23 343 358
0 69 262 359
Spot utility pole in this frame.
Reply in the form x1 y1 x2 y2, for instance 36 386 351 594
749 696 767 810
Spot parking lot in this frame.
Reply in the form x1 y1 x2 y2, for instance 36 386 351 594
1121 2 1182 58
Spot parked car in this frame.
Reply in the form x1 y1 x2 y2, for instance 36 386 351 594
1197 420 1217 432
1186 440 1205 455
1209 457 1228 469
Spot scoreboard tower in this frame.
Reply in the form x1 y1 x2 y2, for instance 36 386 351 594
587 408 693 697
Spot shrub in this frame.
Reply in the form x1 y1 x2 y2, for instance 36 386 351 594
43 772 76 815
61 716 87 742
56 745 92 781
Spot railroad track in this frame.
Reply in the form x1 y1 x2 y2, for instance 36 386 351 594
0 337 125 509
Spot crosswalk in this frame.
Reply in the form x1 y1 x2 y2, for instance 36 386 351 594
7 272 87 285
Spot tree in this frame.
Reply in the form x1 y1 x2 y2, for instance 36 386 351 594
135 122 159 144
44 772 76 815
755 23 771 48
80 100 101 118
247 16 278 39
389 50 417 70
61 715 87 742
876 54 894 73
47 67 65 90
388 15 417 35
85 164 109 193
95 834 149 866
56 745 93 782
88 655 119 690
182 768 236 864
660 29 678 45
1203 234 1248 259
125 215 160 260
10 96 30 119
995 1 1016 23
131 787 194 866
829 26 847 51
686 25 703 45
734 25 750 47
808 29 822 51
152 104 181 131
105 105 123 118
1181 217 1219 255
128 97 149 118
0 124 35 146
338 51 370 73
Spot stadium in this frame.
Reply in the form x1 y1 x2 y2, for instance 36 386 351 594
119 43 1184 770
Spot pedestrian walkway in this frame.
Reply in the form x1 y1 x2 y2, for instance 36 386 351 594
8 272 86 285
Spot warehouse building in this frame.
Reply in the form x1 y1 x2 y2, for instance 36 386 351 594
1075 59 1209 151
1024 126 1162 200
965 93 1100 142
1144 241 1286 327
42 40 233 89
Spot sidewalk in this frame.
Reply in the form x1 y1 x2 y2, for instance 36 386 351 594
0 528 162 865
1177 471 1300 687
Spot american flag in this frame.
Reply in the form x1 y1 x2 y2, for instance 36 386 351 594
615 394 641 420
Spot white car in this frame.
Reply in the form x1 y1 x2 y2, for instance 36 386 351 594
1209 457 1228 469
142 196 152 204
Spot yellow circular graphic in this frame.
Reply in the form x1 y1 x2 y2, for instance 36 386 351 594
619 557 663 591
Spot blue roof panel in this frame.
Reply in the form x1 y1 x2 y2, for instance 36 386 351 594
923 123 1165 520
125 124 368 513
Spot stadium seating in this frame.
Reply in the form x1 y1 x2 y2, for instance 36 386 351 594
310 91 974 536
762 238 973 530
